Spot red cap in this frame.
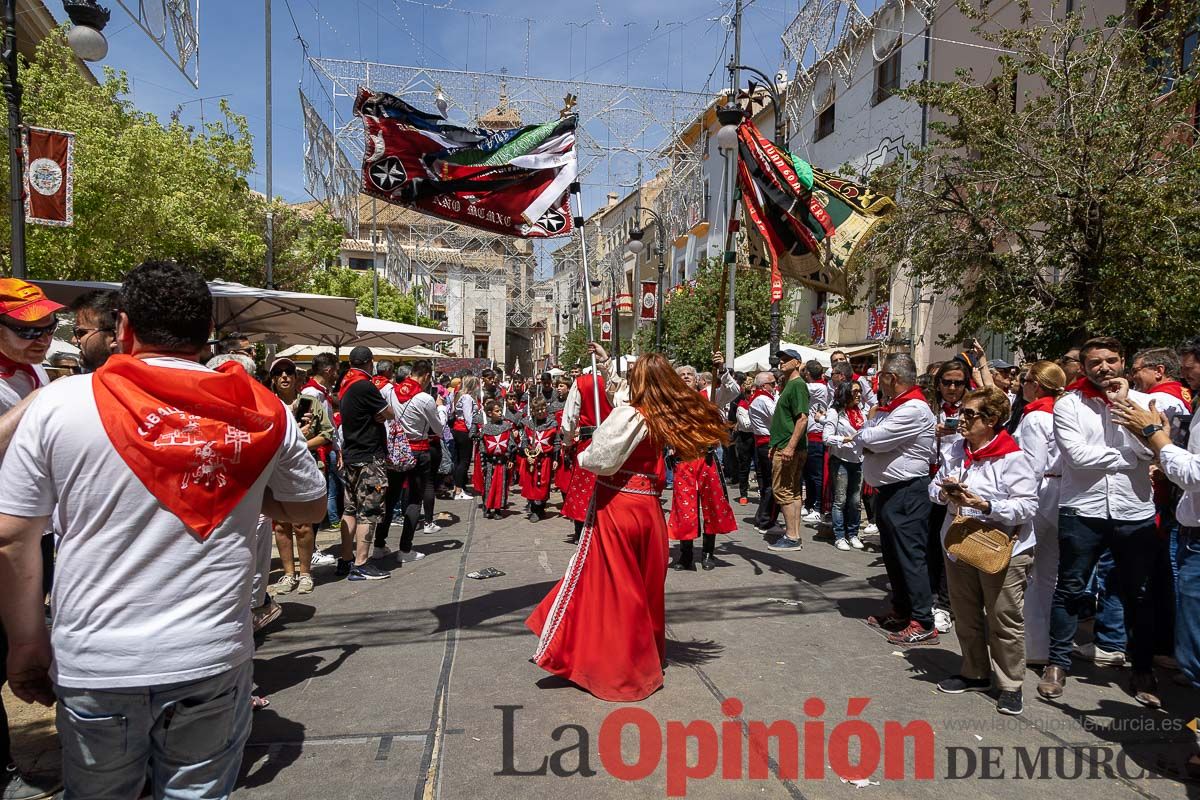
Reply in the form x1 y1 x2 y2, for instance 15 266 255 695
0 279 65 322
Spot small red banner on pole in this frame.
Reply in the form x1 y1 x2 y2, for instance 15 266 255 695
599 314 612 342
639 281 657 320
22 127 75 227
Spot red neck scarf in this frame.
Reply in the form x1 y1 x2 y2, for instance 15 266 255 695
395 376 425 404
302 378 329 402
1067 376 1111 405
879 385 927 413
749 388 775 406
371 375 390 390
964 429 1022 468
0 351 39 383
338 368 372 401
1023 395 1057 416
941 401 961 418
846 407 865 430
93 355 286 540
1150 381 1191 406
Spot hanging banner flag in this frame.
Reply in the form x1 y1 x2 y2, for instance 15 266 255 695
810 309 827 345
599 314 612 342
868 302 890 340
22 127 74 227
354 88 578 239
639 281 657 320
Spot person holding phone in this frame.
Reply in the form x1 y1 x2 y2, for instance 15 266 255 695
928 360 970 633
269 357 334 595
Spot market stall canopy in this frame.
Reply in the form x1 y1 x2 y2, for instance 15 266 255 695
733 342 832 373
276 343 445 361
33 280 360 343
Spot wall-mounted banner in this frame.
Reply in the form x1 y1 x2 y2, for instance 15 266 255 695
810 309 827 346
868 302 890 341
599 314 612 342
639 281 657 320
22 127 75 227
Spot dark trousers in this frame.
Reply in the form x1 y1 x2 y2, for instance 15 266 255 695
753 442 778 529
399 450 436 553
734 432 754 498
425 440 442 521
1 621 10 768
452 430 474 488
876 476 934 629
1049 510 1158 672
803 440 825 512
928 502 950 608
375 469 407 549
679 533 717 564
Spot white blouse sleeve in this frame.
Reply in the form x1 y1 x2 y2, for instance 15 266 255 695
577 406 648 476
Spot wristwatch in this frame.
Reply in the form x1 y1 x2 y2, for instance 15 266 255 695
1141 423 1165 438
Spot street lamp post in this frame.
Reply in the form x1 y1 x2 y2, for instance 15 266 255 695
729 60 787 367
3 0 109 279
626 205 666 351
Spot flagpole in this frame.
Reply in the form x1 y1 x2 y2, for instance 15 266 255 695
570 181 603 418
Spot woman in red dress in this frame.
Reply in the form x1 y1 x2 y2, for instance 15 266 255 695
526 353 730 702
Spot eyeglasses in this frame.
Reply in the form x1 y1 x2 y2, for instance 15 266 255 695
73 326 114 340
939 379 966 388
0 315 57 341
271 367 297 377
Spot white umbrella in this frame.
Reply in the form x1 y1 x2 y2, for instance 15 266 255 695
733 341 832 373
276 343 444 361
33 279 360 343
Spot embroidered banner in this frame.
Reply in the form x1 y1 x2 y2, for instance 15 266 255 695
23 127 74 227
868 302 890 340
810 309 827 345
639 281 657 320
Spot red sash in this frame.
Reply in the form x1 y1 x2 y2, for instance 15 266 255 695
964 430 1021 469
1022 395 1056 416
93 355 286 539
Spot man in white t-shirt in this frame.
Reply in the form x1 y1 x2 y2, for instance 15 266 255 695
0 261 327 799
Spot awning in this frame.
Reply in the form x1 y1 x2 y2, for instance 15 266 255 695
734 341 831 373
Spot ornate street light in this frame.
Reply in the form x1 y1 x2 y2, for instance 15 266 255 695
62 0 112 62
625 206 666 350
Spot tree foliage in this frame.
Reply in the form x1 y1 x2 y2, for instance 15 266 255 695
559 324 590 370
306 265 439 327
857 0 1200 356
634 258 776 368
0 31 341 286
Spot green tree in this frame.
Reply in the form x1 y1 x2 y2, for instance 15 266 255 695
1 30 339 287
559 324 590 370
306 265 439 326
857 0 1200 356
635 258 776 368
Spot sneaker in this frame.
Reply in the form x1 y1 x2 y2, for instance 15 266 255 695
311 550 337 568
866 612 910 632
863 523 880 535
296 574 314 594
335 558 352 576
821 513 832 525
887 621 939 646
755 524 782 536
937 675 991 694
933 607 953 634
848 536 865 550
400 550 427 563
767 536 803 552
371 544 392 560
348 562 391 581
1072 642 1126 666
327 519 342 531
271 574 298 595
802 509 823 525
996 690 1023 716
423 522 441 534
835 539 851 551
251 599 282 632
453 491 472 500
2 764 60 800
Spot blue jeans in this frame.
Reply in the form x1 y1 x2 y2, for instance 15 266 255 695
1091 550 1127 653
55 661 252 800
829 457 862 542
325 451 343 526
1049 510 1157 672
1176 527 1200 687
803 441 825 512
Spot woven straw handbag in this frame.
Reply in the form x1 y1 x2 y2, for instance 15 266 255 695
944 514 1016 574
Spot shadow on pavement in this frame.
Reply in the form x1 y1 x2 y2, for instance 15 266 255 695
665 637 724 668
429 580 559 634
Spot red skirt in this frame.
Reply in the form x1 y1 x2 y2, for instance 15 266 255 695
474 453 509 511
561 439 597 522
667 456 737 540
519 454 553 502
555 449 574 495
526 484 668 702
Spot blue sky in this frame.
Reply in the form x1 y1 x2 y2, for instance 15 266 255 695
49 0 798 208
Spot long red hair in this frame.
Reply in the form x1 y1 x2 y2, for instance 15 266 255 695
628 353 729 461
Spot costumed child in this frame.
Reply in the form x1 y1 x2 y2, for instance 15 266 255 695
519 396 559 522
473 398 515 519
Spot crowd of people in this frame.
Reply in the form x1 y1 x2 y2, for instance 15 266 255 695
2 263 1200 797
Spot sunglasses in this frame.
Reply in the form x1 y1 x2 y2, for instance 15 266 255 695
1 315 57 340
958 408 989 423
271 367 297 377
73 326 114 340
940 379 967 388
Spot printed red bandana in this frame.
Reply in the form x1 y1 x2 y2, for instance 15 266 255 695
964 430 1021 468
371 375 390 390
847 407 865 431
941 402 961 418
1067 376 1110 405
0 351 39 383
1150 381 1191 407
1023 395 1057 417
879 385 928 413
338 368 372 402
395 376 425 404
93 355 287 540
